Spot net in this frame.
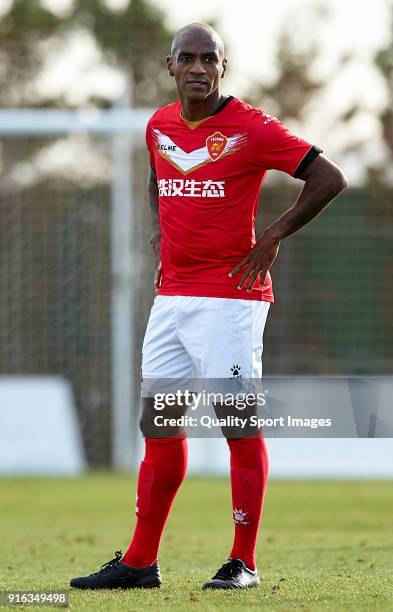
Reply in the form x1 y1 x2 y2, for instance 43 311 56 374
0 134 392 465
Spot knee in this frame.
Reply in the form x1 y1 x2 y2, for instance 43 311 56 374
140 397 187 439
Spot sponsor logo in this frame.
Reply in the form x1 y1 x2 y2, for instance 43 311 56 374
206 131 228 161
157 143 176 152
262 112 275 125
233 508 249 525
158 178 225 198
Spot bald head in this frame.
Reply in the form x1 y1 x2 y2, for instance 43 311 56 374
170 22 225 58
167 22 227 106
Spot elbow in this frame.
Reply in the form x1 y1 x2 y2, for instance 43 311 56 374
337 170 349 192
324 168 348 198
332 168 348 194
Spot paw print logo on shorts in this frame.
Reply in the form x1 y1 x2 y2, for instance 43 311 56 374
231 364 242 378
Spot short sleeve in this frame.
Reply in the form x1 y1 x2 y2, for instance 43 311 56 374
145 116 156 169
247 109 321 177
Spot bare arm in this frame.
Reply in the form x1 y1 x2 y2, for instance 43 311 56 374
147 166 162 290
230 154 348 290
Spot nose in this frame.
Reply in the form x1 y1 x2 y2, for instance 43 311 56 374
189 57 206 75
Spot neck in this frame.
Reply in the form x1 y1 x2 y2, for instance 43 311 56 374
180 90 226 122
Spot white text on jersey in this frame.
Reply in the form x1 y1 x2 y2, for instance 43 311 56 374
158 178 225 198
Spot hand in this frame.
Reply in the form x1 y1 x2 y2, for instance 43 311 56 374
150 229 161 261
229 232 280 291
150 229 162 292
154 260 162 292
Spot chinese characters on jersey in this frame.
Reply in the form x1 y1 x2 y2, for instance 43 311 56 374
158 178 225 198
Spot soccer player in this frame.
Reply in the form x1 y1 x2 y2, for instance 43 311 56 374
70 22 347 590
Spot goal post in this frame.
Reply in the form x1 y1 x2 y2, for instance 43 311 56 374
0 103 153 470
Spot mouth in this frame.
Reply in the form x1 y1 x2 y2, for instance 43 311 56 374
186 80 208 89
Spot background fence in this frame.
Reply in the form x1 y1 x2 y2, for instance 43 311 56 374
1 0 393 469
0 129 392 465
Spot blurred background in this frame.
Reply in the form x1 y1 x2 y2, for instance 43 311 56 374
0 0 392 476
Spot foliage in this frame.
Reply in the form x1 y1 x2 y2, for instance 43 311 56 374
244 5 328 122
0 0 174 107
373 6 393 183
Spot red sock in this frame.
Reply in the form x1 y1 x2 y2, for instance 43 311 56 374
123 436 188 568
227 435 269 570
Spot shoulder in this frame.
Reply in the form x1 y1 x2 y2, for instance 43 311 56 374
230 97 275 127
147 100 180 127
233 99 294 149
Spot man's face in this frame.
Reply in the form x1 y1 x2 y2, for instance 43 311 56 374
167 31 227 102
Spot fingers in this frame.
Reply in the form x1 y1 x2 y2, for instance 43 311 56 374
229 256 269 292
154 262 162 291
228 254 256 291
246 268 261 291
258 269 268 286
229 255 250 278
229 239 278 292
237 263 255 290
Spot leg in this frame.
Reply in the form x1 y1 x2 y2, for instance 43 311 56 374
227 433 269 570
224 301 270 570
177 297 270 587
123 433 188 567
124 296 194 567
70 296 193 589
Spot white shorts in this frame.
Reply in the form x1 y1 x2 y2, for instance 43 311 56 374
142 295 270 380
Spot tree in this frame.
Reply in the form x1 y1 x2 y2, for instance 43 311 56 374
68 0 174 107
0 0 177 466
0 0 175 190
0 0 174 108
244 6 327 123
372 5 393 184
0 0 62 106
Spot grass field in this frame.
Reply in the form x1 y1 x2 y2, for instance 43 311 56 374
1 475 393 611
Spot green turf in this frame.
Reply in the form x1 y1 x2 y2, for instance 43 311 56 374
0 475 392 611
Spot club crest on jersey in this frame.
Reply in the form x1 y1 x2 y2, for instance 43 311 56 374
206 132 228 161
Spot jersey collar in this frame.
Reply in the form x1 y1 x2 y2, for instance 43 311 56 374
179 96 235 130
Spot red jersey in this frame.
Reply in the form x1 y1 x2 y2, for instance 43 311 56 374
146 96 320 302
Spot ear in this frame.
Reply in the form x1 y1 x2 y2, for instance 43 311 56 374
166 55 175 77
221 57 228 79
